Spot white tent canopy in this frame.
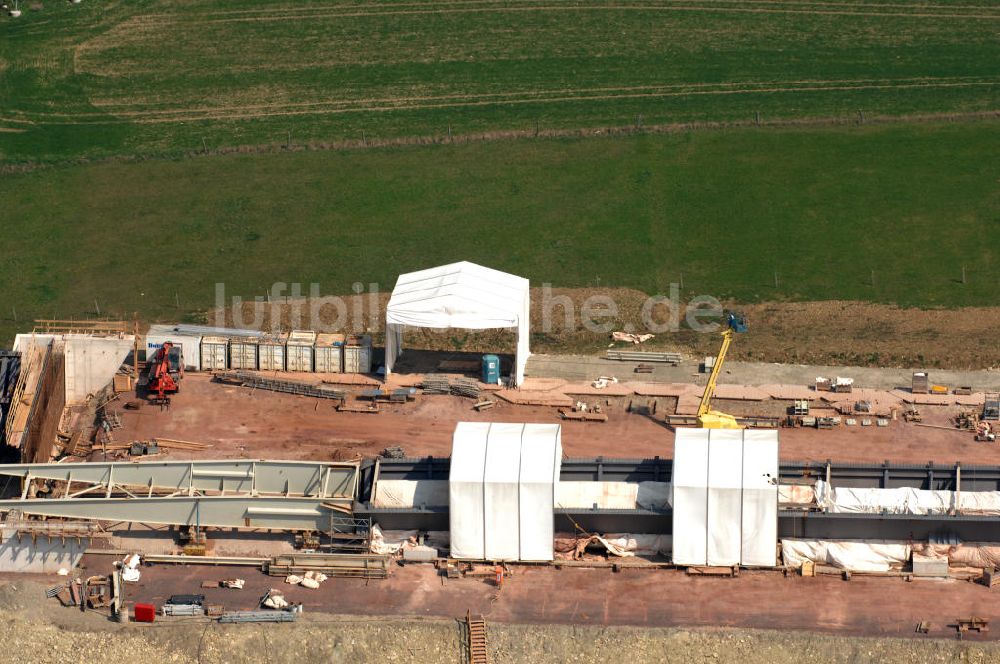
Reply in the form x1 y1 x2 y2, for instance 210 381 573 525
449 421 562 561
384 261 530 385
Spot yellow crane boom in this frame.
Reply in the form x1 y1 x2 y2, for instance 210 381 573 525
697 313 746 429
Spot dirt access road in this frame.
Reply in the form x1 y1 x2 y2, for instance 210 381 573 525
4 564 1000 663
217 291 1000 370
113 374 1000 465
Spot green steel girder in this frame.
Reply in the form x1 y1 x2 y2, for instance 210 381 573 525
0 459 358 499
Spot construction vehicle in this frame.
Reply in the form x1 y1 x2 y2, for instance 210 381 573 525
696 312 747 429
976 421 996 443
984 394 1000 422
139 341 182 403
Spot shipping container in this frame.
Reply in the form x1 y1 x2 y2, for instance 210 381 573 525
230 337 260 370
145 326 203 371
314 333 345 373
343 334 372 374
200 336 230 371
146 324 265 372
286 330 317 372
258 333 288 372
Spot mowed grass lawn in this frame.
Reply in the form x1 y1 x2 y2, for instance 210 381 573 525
0 121 996 342
1 0 999 162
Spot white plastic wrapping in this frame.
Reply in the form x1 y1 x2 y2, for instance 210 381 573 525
956 492 1000 515
781 539 910 572
372 480 448 508
821 486 1000 516
555 481 671 510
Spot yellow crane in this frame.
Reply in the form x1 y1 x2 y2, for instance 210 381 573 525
696 312 747 429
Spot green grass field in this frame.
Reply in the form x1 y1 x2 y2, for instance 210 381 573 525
0 121 996 342
0 1 997 343
1 0 998 162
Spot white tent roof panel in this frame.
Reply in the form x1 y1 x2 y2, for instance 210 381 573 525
448 422 490 560
483 423 524 561
741 430 779 566
519 423 562 561
707 431 743 566
672 429 710 566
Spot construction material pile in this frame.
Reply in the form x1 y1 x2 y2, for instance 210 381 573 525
421 375 481 399
214 371 345 400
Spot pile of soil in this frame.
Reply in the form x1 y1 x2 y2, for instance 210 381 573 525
203 288 1000 370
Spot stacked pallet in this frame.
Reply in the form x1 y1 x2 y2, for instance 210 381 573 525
422 375 451 395
421 375 481 398
451 378 481 399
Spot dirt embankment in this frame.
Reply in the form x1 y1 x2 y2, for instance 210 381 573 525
205 288 1000 370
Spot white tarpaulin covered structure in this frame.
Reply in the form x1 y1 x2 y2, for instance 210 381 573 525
384 262 531 386
781 539 911 572
814 482 1000 516
449 422 561 561
672 429 779 567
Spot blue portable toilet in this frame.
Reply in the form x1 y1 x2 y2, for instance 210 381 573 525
482 354 501 384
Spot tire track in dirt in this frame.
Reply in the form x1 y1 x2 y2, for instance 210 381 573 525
75 75 999 115
129 6 1000 27
131 0 1000 25
8 77 999 125
2 110 997 173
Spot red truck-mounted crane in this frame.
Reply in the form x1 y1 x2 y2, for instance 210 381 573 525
140 341 182 403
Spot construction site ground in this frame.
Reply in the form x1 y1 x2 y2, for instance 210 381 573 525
105 371 1000 466
527 354 1000 390
4 565 1000 663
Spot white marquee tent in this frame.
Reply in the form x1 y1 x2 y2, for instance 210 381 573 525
384 262 531 386
449 421 562 561
672 428 778 567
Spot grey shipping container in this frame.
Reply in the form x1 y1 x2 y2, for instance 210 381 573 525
230 337 259 370
343 335 372 374
314 333 345 373
200 336 230 371
258 334 288 372
286 330 317 372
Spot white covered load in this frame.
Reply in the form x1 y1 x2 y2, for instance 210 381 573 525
449 422 562 561
384 261 531 386
672 429 778 567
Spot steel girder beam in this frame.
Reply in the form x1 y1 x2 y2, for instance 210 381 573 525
371 457 1000 491
0 495 350 530
0 459 359 500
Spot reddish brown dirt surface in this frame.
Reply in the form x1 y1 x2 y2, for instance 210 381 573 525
110 374 1000 465
109 560 998 640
